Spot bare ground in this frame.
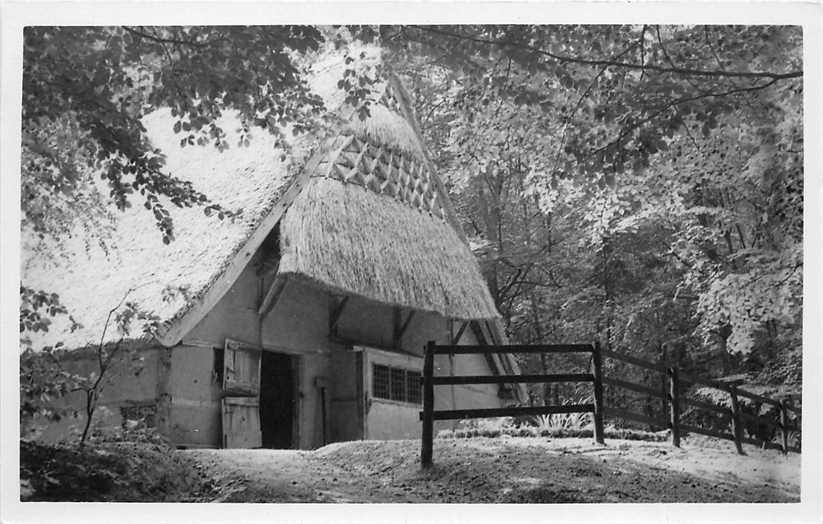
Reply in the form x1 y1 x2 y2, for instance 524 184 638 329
189 435 800 503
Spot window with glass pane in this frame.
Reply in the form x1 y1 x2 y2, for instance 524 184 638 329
390 367 406 401
406 371 422 404
372 364 390 399
371 363 422 405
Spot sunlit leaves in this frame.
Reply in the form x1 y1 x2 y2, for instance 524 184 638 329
386 24 802 377
22 26 327 246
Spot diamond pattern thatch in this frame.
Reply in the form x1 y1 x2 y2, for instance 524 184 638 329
326 136 444 219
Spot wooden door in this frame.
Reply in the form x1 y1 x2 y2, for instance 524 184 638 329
223 339 262 395
221 339 262 448
222 397 262 448
329 349 365 442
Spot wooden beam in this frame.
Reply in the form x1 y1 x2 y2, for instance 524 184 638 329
451 321 469 345
393 307 401 350
429 344 595 355
394 310 415 349
420 404 595 422
591 341 605 444
258 279 287 318
329 335 420 358
729 388 745 455
681 395 731 416
328 296 349 336
484 320 498 345
601 348 670 373
421 341 435 467
604 406 667 428
431 373 594 386
603 377 667 400
400 311 415 337
668 367 681 448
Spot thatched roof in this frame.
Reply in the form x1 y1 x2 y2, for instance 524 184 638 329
280 176 498 320
22 43 500 351
22 105 301 350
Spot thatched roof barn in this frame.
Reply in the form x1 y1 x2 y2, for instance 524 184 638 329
23 42 521 449
24 48 498 349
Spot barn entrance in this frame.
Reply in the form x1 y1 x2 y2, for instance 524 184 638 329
260 351 295 448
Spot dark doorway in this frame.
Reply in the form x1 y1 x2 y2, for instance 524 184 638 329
260 351 295 448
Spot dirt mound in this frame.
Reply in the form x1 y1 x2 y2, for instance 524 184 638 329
190 436 800 503
20 440 216 502
20 436 799 503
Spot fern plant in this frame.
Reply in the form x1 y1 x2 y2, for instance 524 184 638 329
531 390 593 431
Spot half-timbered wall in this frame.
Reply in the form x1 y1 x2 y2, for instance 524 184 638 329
31 249 505 449
183 252 504 448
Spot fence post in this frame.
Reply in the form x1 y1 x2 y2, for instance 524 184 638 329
591 341 605 445
779 400 789 455
667 366 681 448
660 359 668 431
421 340 435 467
729 387 745 455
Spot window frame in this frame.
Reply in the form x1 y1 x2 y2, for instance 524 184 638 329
370 363 422 406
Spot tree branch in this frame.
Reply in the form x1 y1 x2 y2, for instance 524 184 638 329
550 39 642 176
122 26 207 49
592 78 780 157
411 26 802 81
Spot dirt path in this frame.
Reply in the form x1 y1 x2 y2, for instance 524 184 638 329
189 436 800 503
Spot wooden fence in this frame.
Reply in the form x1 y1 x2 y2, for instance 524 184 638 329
420 341 604 467
599 347 801 455
419 340 800 467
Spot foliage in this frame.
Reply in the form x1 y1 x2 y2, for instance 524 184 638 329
381 25 802 398
20 440 214 502
436 423 668 442
22 26 329 246
19 286 80 346
19 288 161 444
530 390 593 432
20 25 802 440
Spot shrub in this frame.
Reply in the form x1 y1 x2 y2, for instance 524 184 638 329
20 439 213 501
436 423 668 442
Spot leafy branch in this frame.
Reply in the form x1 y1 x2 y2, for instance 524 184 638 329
591 78 781 158
411 25 803 81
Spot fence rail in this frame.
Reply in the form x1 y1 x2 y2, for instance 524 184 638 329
424 404 595 421
431 373 593 386
420 340 801 467
428 344 595 355
603 406 665 427
599 348 801 456
603 376 663 398
420 340 601 467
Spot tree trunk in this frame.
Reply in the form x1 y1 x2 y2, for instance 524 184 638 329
79 390 96 446
529 291 550 405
